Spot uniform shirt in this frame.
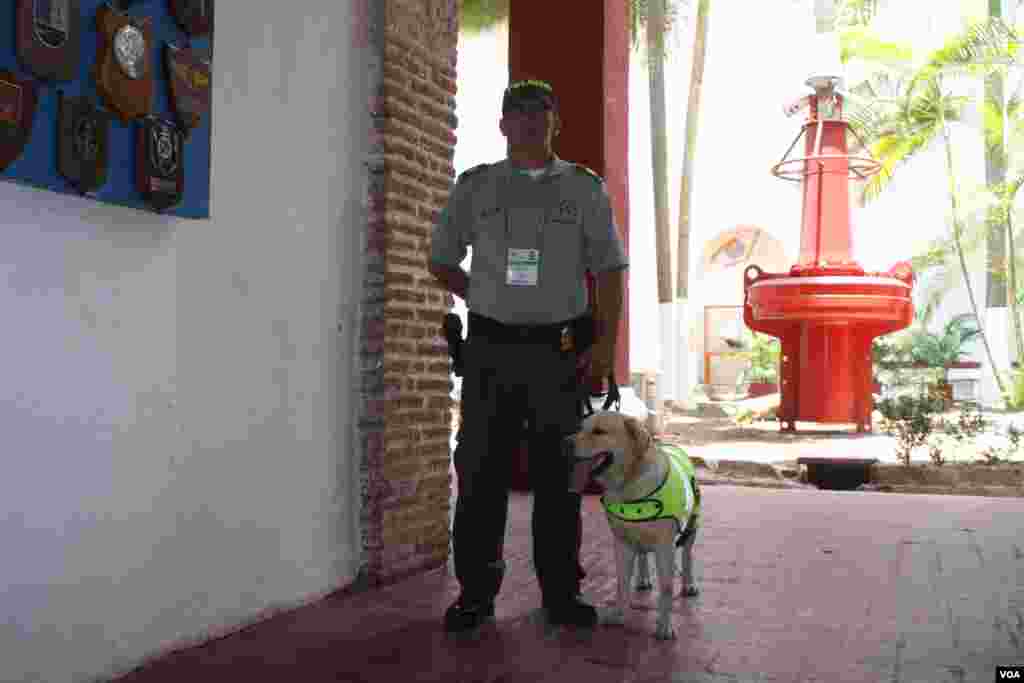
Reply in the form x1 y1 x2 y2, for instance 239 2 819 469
429 156 629 325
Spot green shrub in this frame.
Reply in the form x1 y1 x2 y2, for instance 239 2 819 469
1006 369 1024 411
906 316 981 368
878 393 945 466
747 332 780 383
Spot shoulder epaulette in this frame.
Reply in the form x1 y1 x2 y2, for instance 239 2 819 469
573 164 604 184
457 163 490 183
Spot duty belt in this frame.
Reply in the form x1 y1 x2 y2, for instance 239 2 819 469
467 312 580 346
443 311 620 420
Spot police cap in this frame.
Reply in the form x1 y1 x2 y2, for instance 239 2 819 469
502 79 558 114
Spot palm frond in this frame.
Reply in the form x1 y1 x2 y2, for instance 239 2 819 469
457 0 510 36
840 26 914 65
860 127 935 204
932 18 1017 68
836 0 881 29
908 18 1019 99
998 171 1024 203
628 0 687 57
1007 79 1024 112
982 95 1010 165
846 104 893 150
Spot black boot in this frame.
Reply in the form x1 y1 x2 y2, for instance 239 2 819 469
444 596 495 632
545 595 597 628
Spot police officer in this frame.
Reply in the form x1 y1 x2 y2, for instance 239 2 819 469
429 79 628 632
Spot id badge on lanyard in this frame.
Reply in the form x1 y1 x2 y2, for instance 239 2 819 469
506 248 540 286
502 173 546 287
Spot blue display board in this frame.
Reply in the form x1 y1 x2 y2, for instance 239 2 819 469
0 1 212 218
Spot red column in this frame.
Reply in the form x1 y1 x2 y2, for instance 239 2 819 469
797 120 853 269
509 0 631 386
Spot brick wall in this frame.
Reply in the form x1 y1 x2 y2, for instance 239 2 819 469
357 0 460 586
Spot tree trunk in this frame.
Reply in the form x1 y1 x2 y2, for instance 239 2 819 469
648 0 672 305
1007 209 1024 363
940 122 1007 398
986 0 1009 308
1004 0 1023 366
671 0 709 401
676 0 709 302
647 0 677 403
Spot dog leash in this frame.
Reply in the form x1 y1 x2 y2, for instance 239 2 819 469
578 372 621 419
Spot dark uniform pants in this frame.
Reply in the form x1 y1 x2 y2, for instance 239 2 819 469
452 331 582 606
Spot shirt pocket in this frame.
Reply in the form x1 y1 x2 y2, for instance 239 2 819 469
544 206 584 268
470 207 506 274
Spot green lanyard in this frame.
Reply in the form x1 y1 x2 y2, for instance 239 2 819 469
502 166 549 252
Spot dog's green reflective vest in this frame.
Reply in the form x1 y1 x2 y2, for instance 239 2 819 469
601 443 699 529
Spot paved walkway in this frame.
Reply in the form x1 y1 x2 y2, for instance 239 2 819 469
114 485 1024 683
662 410 1024 467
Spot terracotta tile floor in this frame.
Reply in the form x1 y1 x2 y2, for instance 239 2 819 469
112 484 1024 682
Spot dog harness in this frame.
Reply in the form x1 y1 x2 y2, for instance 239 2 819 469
601 443 699 533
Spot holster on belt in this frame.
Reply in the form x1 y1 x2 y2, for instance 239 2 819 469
570 313 596 355
443 313 465 377
442 311 617 417
444 312 596 377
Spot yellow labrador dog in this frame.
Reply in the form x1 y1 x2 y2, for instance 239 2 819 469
568 411 701 640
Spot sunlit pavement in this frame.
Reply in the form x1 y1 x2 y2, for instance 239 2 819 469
663 410 1024 467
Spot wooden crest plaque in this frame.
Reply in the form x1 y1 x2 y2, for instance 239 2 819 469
165 43 211 139
58 92 111 194
94 4 154 123
0 70 40 172
169 0 213 38
136 116 184 211
16 0 82 82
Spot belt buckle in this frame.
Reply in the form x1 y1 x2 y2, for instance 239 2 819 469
560 325 574 352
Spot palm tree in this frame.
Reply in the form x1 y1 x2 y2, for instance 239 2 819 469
990 171 1024 371
628 0 683 404
978 15 1024 379
674 0 710 402
643 0 673 339
985 0 1009 311
843 17 1019 398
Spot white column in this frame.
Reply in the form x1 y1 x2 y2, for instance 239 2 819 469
657 302 677 405
675 297 692 404
982 308 1010 408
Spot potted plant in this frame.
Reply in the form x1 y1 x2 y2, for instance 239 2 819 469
741 331 780 398
906 316 981 407
872 335 909 394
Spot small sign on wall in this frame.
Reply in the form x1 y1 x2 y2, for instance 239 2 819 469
1 0 212 218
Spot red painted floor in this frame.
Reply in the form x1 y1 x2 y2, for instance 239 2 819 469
112 485 1024 683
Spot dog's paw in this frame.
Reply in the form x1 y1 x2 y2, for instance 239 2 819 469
655 620 677 640
682 584 699 598
598 606 625 626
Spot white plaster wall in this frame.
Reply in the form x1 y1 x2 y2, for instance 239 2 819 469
0 2 370 681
